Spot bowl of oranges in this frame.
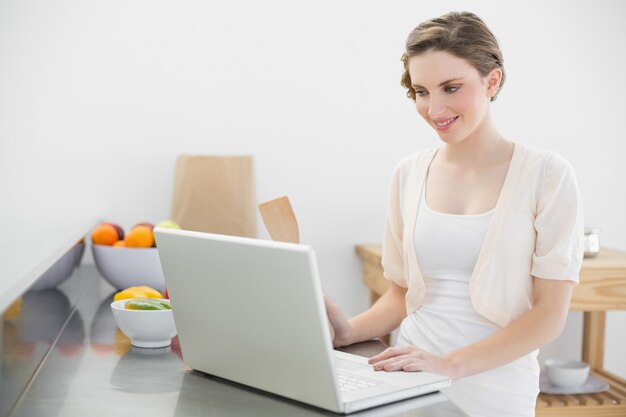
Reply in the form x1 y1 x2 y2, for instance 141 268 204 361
91 220 181 291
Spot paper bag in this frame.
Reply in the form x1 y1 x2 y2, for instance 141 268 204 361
171 155 257 237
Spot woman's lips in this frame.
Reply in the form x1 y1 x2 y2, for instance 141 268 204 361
434 116 459 131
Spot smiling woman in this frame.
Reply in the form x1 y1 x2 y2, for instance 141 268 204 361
407 50 502 147
324 11 584 417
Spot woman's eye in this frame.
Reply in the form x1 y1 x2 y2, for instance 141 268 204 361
444 86 459 93
415 90 428 97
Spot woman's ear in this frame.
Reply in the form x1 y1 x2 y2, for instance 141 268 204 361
486 68 503 98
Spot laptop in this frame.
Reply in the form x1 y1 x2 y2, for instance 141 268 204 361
154 228 451 414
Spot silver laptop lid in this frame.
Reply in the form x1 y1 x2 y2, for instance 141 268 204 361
154 228 342 412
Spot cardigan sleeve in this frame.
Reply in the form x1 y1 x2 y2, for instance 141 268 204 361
531 153 584 282
381 162 407 288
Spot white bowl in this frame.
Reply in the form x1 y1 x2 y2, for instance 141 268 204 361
545 359 590 387
30 245 78 291
110 299 176 348
92 244 165 291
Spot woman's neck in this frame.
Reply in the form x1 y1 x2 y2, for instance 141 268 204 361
440 113 512 169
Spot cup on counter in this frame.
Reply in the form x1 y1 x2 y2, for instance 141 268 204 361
544 359 590 387
584 228 600 258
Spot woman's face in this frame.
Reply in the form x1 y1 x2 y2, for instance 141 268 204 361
408 50 498 144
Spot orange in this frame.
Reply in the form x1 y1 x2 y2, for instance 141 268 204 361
125 226 154 248
91 224 120 246
112 240 126 247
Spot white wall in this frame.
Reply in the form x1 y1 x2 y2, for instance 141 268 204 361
2 0 625 377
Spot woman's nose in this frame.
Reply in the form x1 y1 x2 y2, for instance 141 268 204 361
427 95 448 119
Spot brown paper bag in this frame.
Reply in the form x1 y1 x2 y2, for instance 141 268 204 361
171 155 257 237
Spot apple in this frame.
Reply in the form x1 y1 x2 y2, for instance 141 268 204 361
106 223 124 240
156 220 181 229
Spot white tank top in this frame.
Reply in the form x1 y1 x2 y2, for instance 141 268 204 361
395 178 540 417
412 185 498 349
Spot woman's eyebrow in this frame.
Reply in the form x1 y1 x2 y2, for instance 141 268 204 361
412 77 464 89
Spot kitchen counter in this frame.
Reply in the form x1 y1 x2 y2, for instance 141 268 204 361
2 262 468 417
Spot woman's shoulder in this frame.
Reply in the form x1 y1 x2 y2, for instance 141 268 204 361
394 147 438 173
517 142 575 175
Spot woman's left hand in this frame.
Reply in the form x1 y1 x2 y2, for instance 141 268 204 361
368 346 462 380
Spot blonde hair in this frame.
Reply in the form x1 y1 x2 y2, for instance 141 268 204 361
401 11 505 102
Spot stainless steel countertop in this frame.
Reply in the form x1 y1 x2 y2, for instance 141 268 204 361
2 263 468 417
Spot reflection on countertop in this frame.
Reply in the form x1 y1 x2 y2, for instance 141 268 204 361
3 264 467 417
1 263 87 417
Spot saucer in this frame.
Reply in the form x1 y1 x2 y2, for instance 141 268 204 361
539 372 609 394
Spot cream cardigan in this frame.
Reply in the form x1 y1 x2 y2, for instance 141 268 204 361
381 141 584 328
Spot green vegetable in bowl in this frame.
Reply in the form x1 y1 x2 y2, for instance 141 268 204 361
125 298 171 310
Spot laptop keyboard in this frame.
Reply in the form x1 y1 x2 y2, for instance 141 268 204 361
336 369 383 393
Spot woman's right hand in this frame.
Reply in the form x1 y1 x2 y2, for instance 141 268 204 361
324 295 353 347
